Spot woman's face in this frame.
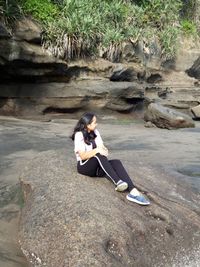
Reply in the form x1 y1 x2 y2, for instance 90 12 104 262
87 116 97 132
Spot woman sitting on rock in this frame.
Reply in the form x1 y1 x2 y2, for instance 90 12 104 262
71 112 150 206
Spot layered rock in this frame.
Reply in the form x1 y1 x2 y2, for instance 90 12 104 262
0 19 200 122
0 80 145 115
0 19 68 82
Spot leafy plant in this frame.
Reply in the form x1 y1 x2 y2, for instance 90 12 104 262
0 0 23 24
20 0 60 24
1 0 199 61
181 19 197 35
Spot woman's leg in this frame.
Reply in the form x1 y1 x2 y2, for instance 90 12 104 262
77 154 121 185
94 153 122 185
109 159 135 191
77 157 99 177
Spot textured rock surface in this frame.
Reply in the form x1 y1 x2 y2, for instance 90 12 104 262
0 20 200 120
187 56 200 79
191 104 200 118
0 80 145 115
144 103 195 129
19 149 200 267
13 18 42 43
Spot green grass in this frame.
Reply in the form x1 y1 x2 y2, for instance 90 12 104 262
1 0 199 61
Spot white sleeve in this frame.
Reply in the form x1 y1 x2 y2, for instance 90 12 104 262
95 129 103 146
74 132 85 152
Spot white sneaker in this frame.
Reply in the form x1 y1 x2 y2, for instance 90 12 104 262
115 180 128 192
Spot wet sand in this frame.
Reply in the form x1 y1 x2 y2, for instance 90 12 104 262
0 115 199 267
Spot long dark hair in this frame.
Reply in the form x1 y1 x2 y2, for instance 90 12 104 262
71 112 97 145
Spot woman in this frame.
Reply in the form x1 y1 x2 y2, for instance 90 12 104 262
71 112 150 206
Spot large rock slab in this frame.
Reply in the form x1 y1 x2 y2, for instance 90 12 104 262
0 80 145 115
19 150 200 267
144 103 195 129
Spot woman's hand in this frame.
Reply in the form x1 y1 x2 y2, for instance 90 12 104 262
97 145 108 157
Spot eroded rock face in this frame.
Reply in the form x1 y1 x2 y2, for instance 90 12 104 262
19 150 200 267
144 103 195 129
0 19 200 120
0 22 11 39
191 104 200 119
0 39 69 82
187 56 200 80
13 18 42 43
0 80 145 116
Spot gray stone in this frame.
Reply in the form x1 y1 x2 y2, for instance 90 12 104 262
0 80 145 115
13 18 42 43
19 149 200 267
134 39 162 70
110 67 138 82
144 103 195 129
121 42 137 62
0 22 11 39
0 39 68 82
175 37 200 71
191 104 200 119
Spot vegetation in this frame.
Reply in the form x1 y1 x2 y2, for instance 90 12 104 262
0 0 199 61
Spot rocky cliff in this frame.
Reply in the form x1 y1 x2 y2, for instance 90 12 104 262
0 18 200 124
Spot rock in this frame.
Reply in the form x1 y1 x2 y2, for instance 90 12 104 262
175 37 200 71
106 99 134 112
186 56 200 79
144 103 195 129
0 22 11 39
144 121 157 128
0 39 68 82
146 73 162 83
191 104 200 119
110 67 138 82
134 39 162 70
121 42 138 63
0 80 145 116
19 150 200 267
13 18 42 44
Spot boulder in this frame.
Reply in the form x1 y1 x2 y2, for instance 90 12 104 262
191 104 200 119
144 103 195 129
19 150 200 267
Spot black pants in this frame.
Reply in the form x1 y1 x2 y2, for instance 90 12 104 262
77 153 134 191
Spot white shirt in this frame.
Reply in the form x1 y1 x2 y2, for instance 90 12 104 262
74 129 103 161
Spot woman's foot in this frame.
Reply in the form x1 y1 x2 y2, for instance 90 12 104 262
126 188 150 205
115 180 128 192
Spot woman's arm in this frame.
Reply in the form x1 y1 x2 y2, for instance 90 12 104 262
78 148 98 160
78 146 108 160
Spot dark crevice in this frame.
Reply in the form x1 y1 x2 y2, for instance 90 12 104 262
42 107 81 114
